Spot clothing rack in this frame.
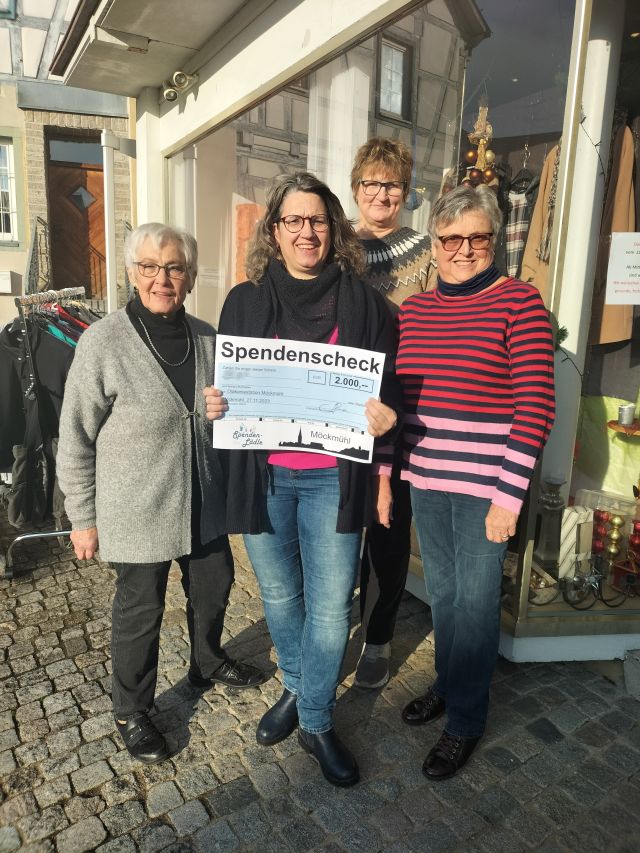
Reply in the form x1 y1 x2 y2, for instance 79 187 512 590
15 287 86 401
1 287 86 579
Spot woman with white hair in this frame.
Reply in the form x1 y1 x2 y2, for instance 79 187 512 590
57 222 267 766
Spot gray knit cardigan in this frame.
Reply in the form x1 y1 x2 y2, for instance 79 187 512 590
57 308 226 562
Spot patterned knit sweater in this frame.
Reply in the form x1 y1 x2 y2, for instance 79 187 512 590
396 278 555 514
360 226 433 311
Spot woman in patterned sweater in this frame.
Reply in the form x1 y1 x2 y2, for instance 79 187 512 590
351 137 433 690
395 185 555 780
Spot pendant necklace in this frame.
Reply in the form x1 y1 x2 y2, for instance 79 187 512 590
137 316 191 366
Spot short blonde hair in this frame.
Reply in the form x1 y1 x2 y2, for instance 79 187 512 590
350 137 413 201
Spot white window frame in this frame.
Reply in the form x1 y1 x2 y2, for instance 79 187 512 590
0 0 16 20
0 139 18 243
378 36 412 122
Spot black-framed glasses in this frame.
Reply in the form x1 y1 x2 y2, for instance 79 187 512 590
277 214 330 233
437 233 493 252
135 261 188 280
359 180 405 198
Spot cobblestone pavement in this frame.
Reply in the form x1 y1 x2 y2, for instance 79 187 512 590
1 523 640 853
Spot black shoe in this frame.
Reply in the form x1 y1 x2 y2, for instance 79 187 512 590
402 689 446 726
298 728 359 788
422 731 480 781
256 689 298 746
188 659 269 689
115 713 170 765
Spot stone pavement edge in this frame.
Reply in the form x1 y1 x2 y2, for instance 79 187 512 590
1 522 640 853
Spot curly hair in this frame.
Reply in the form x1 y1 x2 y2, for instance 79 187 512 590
350 137 413 202
245 172 365 283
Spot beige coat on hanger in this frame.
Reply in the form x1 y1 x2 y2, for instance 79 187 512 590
588 124 635 345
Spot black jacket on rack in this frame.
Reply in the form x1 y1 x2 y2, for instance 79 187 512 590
0 317 77 526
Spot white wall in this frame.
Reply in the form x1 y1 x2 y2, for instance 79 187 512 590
0 83 27 327
135 0 419 221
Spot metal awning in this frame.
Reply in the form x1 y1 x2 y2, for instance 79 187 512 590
50 0 256 96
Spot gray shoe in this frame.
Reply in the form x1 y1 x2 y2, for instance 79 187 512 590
354 643 390 689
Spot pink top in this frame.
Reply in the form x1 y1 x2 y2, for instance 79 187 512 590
268 326 339 470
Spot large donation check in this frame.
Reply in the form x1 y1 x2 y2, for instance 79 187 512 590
211 334 385 463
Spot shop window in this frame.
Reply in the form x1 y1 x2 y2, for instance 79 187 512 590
378 36 412 122
0 0 16 20
0 139 18 242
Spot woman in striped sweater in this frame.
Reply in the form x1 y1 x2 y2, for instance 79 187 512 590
395 185 555 780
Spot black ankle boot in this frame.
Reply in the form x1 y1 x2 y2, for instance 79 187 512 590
298 728 359 787
256 689 298 745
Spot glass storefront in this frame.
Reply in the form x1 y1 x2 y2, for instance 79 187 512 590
169 0 576 325
164 0 640 637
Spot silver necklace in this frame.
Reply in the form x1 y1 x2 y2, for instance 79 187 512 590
137 316 191 366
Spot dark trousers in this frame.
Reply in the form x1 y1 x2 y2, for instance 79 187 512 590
360 473 412 645
111 535 234 718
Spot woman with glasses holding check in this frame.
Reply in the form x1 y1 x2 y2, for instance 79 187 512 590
57 223 266 766
204 172 401 787
394 185 555 781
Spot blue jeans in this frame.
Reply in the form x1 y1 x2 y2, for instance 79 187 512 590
244 466 362 733
410 487 507 739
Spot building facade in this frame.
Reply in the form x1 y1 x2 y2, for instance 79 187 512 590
52 0 640 659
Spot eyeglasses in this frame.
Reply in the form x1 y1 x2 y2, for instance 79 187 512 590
277 215 330 233
135 262 188 280
437 233 493 252
359 180 405 198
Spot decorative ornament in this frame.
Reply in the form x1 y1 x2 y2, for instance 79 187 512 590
485 149 496 165
483 168 497 183
629 533 640 550
468 103 493 171
468 168 482 186
592 539 605 553
606 542 620 559
464 150 478 165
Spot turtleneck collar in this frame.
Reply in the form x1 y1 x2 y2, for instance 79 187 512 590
437 263 502 297
128 293 186 330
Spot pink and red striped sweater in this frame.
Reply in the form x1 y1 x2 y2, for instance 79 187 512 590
396 278 555 514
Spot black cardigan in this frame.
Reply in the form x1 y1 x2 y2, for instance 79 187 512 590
219 267 403 534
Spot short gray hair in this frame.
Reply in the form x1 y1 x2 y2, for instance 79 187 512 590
428 185 502 246
124 222 198 273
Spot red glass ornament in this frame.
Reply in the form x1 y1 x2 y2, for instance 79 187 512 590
594 524 609 538
629 534 640 550
468 168 482 185
594 509 611 523
633 520 640 534
591 539 605 553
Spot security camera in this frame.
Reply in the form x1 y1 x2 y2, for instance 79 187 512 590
172 70 197 90
162 81 178 102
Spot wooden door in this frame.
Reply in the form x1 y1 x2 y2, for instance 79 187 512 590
48 162 106 298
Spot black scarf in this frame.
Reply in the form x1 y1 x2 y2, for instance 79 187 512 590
437 262 502 297
266 258 340 343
